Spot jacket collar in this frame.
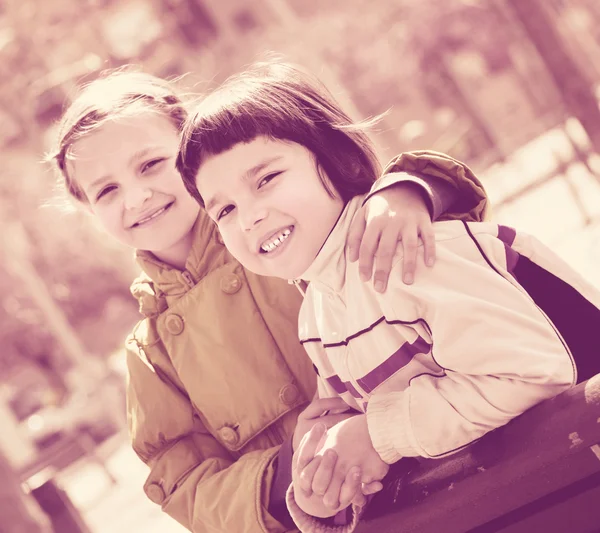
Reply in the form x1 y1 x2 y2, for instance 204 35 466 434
298 195 364 292
134 210 222 297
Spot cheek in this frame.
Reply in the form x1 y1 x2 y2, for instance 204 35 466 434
219 224 250 258
295 189 342 221
93 204 123 235
160 169 185 194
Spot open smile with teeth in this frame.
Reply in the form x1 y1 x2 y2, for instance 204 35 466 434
260 227 293 253
131 202 173 228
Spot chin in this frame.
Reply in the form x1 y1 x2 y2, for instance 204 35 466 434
251 257 307 281
275 267 305 281
144 238 182 254
255 264 293 280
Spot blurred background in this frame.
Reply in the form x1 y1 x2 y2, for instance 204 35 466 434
1 0 599 532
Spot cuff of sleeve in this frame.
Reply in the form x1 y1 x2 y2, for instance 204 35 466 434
367 392 420 461
381 150 488 222
285 486 362 533
267 436 296 529
364 172 436 218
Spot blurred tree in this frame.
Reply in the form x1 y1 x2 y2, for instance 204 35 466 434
0 451 52 533
158 0 218 47
505 0 600 153
0 281 63 386
0 149 138 381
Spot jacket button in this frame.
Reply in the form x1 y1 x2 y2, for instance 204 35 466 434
220 274 242 294
146 483 166 505
279 384 300 406
165 314 184 335
219 426 240 446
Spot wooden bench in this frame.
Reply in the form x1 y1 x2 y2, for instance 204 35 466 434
357 374 600 533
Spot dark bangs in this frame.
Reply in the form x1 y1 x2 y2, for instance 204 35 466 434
177 62 381 205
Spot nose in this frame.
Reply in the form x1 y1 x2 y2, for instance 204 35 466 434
124 185 153 210
239 204 268 233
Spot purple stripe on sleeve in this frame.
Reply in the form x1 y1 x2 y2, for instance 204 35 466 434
326 374 363 398
345 382 362 398
357 336 431 393
497 225 516 247
326 374 346 394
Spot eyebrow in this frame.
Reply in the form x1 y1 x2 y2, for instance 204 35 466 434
204 155 283 214
241 156 283 182
86 147 162 194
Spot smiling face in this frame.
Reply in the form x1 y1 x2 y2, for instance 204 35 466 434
196 136 344 280
68 112 200 267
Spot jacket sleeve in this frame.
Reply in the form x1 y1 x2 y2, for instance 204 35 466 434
285 486 362 533
366 150 489 222
367 231 576 462
125 336 290 533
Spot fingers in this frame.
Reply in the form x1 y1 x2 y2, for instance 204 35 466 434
356 218 426 290
347 207 367 263
420 224 436 267
351 491 368 507
359 456 389 499
300 457 365 512
369 222 421 290
400 229 419 285
311 449 338 496
338 467 364 509
300 397 351 420
298 456 322 496
321 411 357 429
295 423 326 473
361 480 384 496
357 223 381 282
372 227 401 293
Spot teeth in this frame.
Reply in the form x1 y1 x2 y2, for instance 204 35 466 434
261 228 291 253
136 206 167 226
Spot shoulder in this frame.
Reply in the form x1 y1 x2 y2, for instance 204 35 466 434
385 220 504 271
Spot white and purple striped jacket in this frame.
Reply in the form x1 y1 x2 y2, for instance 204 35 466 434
287 198 600 532
297 195 600 466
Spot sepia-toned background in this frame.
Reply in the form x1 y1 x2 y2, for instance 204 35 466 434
1 1 599 532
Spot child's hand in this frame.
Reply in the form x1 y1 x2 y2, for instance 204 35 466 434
317 414 389 489
292 417 388 515
292 396 357 452
292 424 366 518
347 182 436 291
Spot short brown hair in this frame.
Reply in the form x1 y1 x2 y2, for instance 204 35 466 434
177 61 381 205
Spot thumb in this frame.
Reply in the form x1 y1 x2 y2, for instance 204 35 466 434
300 397 351 420
294 423 327 470
320 411 357 429
362 481 384 495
